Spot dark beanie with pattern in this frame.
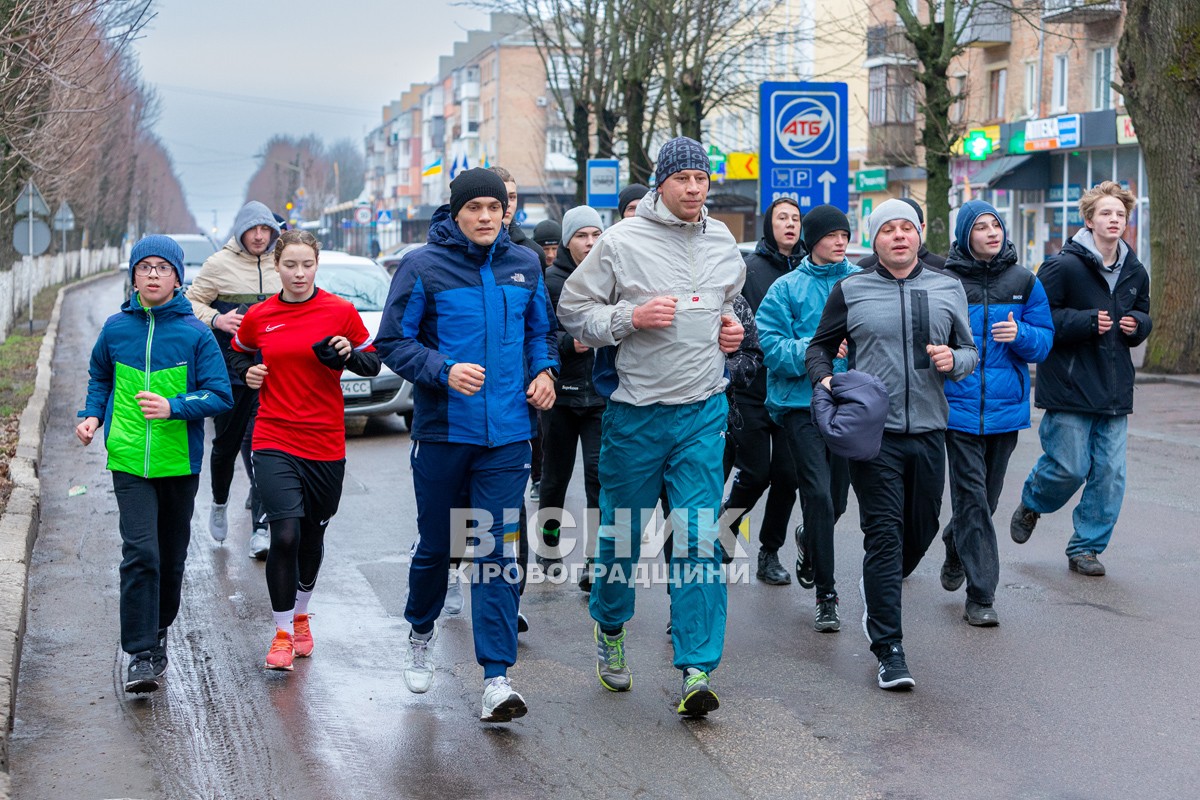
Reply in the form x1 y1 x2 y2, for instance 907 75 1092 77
449 168 509 219
654 137 709 186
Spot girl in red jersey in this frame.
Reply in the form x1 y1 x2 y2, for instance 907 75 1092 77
228 229 380 670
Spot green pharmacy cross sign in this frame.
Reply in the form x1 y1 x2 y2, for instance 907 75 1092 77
964 129 994 161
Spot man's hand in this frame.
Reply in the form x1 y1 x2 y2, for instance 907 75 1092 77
328 335 353 360
76 416 100 446
135 391 172 420
448 362 485 396
1097 309 1113 335
837 339 849 359
718 314 744 354
991 311 1018 343
632 296 677 329
926 344 955 373
820 376 833 392
213 308 244 334
573 338 590 354
245 364 268 390
526 370 556 410
1119 315 1138 335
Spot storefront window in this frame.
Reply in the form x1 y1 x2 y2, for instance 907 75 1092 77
1089 148 1114 185
1116 146 1139 197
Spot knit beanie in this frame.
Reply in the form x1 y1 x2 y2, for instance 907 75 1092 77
762 197 802 253
618 184 650 217
899 197 925 224
801 204 851 255
129 235 186 286
654 137 709 186
868 198 923 252
449 168 509 219
953 199 1008 259
533 219 562 246
560 206 604 246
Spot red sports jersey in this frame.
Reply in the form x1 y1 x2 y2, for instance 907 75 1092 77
233 289 374 461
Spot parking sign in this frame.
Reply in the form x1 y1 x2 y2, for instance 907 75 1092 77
759 81 849 215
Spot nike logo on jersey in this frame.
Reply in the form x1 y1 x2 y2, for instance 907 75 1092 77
265 324 285 332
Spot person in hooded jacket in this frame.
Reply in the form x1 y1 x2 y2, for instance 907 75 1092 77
187 200 281 558
938 201 1053 626
725 197 806 586
77 236 233 694
1010 181 1151 577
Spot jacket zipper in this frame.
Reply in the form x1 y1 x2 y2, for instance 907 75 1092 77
898 278 910 434
979 269 990 436
143 306 156 477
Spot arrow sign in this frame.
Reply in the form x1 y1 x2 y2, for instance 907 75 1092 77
818 171 836 204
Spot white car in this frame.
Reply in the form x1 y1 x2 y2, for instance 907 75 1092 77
314 252 414 428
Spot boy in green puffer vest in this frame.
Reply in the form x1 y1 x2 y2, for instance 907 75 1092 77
77 235 233 694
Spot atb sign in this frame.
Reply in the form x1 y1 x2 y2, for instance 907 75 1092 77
759 81 849 214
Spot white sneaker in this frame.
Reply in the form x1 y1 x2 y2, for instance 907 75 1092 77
209 503 228 542
403 624 437 693
443 570 464 617
248 528 270 560
480 675 527 722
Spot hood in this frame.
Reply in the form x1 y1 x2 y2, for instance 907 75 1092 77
945 240 1018 276
508 222 529 244
551 241 579 274
762 197 802 253
122 288 195 318
427 204 513 261
798 254 856 280
1067 228 1129 271
953 200 1008 261
636 190 710 229
754 237 804 270
227 201 281 256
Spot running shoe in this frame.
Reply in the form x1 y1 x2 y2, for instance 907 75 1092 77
150 629 168 678
677 669 719 716
877 643 915 690
404 624 437 693
209 503 228 543
248 528 270 560
814 596 840 632
594 623 632 692
481 676 528 722
265 629 294 671
293 614 314 657
125 653 160 694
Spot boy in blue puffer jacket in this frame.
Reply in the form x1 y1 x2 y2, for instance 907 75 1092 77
939 201 1053 626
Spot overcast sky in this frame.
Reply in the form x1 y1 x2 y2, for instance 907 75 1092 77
134 0 490 237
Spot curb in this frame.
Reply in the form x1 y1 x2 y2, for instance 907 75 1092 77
1135 373 1200 389
0 269 117 784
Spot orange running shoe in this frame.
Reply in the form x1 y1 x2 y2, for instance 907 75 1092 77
293 614 314 658
265 629 295 671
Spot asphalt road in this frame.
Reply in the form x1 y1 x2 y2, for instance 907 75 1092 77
10 273 1200 799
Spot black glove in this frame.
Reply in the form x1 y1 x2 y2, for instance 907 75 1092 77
311 336 347 370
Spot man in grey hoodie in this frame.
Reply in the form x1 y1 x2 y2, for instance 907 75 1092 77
806 199 977 692
557 136 745 717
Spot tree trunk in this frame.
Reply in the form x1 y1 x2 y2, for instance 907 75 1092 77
572 100 590 206
623 78 653 187
1120 0 1200 373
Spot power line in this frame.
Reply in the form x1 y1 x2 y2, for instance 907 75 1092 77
157 84 377 117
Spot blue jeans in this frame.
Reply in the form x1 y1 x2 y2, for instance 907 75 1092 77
1021 411 1127 557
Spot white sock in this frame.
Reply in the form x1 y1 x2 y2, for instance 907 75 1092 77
294 590 313 616
410 627 434 643
273 609 295 635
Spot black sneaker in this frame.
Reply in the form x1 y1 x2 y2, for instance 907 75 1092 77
536 554 564 579
814 596 840 632
125 653 160 694
963 600 999 627
756 549 792 585
1068 552 1106 576
529 481 541 502
150 629 168 678
1010 503 1040 544
517 612 530 633
876 644 915 691
940 544 965 592
794 524 815 589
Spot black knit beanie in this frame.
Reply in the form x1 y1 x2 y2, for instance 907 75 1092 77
899 197 924 224
762 197 802 252
449 168 509 219
618 184 650 217
801 204 851 255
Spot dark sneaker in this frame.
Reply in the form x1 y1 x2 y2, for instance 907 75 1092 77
794 524 815 589
814 596 840 632
517 612 530 633
756 549 792 585
877 644 915 691
964 600 999 627
1010 503 1040 544
125 653 160 694
1068 552 1106 576
536 554 565 580
150 630 168 678
940 544 965 591
578 559 594 593
529 481 541 502
677 669 719 716
594 624 632 692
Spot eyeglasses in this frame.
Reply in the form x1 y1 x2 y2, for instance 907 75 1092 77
133 262 177 276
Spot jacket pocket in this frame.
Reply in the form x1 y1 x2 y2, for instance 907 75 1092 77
501 287 529 345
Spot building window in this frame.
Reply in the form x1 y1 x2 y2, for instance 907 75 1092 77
1023 61 1037 117
1093 47 1115 110
1051 53 1069 113
868 65 915 125
988 67 1007 121
546 128 571 156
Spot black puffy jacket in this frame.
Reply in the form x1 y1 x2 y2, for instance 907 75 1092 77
545 246 604 408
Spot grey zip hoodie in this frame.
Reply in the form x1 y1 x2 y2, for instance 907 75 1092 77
557 192 746 406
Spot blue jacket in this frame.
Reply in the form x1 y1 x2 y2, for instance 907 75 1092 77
942 241 1054 434
375 206 559 447
755 255 859 421
80 290 233 477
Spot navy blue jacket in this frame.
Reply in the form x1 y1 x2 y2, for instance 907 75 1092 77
942 242 1054 435
375 206 559 446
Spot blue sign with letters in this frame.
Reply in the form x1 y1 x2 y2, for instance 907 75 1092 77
759 81 849 214
586 158 621 209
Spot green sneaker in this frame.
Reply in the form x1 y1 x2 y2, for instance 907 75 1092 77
677 668 720 716
594 624 632 692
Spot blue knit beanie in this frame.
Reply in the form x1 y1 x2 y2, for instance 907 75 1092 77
129 235 186 285
654 137 710 186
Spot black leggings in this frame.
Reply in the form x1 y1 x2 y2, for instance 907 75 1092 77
265 516 328 613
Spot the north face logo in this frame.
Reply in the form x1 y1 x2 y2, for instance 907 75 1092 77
511 273 526 284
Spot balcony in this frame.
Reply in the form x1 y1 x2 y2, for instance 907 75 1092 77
867 122 917 166
454 81 480 103
1042 0 1121 24
866 24 916 64
958 4 1011 47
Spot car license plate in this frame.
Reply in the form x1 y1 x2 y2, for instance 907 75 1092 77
341 379 371 398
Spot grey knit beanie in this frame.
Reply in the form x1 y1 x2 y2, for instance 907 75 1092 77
868 198 923 252
560 206 604 245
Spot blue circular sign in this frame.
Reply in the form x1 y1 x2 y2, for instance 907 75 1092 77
776 97 835 160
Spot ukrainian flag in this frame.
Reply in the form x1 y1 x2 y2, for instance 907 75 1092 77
422 158 443 177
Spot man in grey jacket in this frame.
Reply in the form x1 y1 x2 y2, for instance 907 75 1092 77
806 199 977 691
557 136 745 717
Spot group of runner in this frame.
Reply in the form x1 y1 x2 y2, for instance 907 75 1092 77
79 136 1149 719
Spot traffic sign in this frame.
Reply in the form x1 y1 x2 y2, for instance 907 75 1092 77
13 219 51 256
376 209 393 225
53 202 75 232
16 181 50 217
586 158 620 209
759 81 849 214
354 206 372 225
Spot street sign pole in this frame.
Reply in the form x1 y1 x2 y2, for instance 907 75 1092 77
27 191 34 334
